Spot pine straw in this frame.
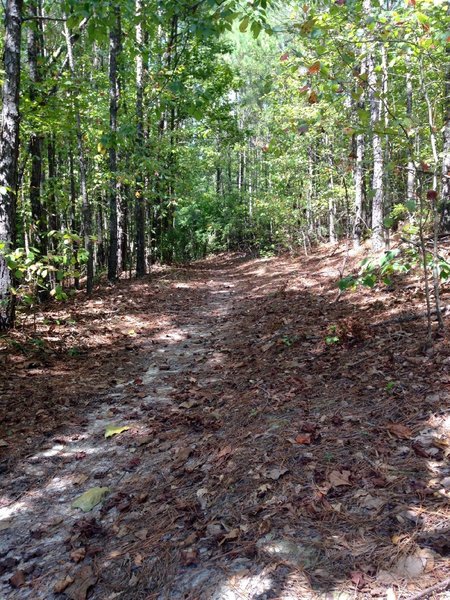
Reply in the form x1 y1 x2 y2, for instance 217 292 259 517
1 246 450 598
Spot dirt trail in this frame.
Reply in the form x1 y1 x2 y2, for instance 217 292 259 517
1 252 450 599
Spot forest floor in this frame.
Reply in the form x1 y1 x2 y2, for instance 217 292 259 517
1 245 450 600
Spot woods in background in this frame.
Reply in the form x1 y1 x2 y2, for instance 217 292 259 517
0 0 448 328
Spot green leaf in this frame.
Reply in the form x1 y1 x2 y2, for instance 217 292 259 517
358 109 370 126
105 424 131 439
251 21 262 38
72 487 110 512
362 274 376 288
239 17 249 32
338 275 356 291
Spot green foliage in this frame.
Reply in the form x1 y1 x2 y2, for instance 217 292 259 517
339 248 415 291
0 0 447 322
325 325 340 346
2 232 85 307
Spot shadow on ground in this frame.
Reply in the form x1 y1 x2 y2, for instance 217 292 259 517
0 251 449 599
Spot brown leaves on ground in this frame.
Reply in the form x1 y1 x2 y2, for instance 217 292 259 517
1 246 450 599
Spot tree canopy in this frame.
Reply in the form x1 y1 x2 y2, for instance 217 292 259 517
0 0 448 326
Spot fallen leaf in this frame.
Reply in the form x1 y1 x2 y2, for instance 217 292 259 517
328 470 351 487
54 575 75 593
134 529 148 541
72 487 110 512
0 439 9 447
266 467 289 480
73 474 89 486
354 490 386 510
219 528 240 545
179 400 197 409
386 423 412 439
295 433 311 445
308 91 318 104
64 565 98 600
9 570 25 588
105 424 131 439
70 548 86 563
172 447 192 469
217 445 233 459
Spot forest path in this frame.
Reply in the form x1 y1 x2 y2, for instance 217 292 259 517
1 250 450 599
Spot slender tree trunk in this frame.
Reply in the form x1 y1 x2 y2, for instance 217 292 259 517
0 0 23 329
406 54 417 213
68 148 80 289
47 136 58 234
368 50 384 250
108 3 121 281
307 145 314 234
47 136 57 291
406 52 416 207
97 197 106 268
381 42 390 249
120 185 128 273
135 0 146 277
27 0 45 254
63 20 94 294
354 124 365 247
442 30 450 227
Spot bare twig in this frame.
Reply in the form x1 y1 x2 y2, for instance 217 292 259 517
407 577 450 600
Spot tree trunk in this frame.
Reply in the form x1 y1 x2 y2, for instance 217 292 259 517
0 0 23 329
442 52 450 228
27 0 45 254
326 135 337 243
63 19 94 295
364 4 384 251
108 3 121 282
406 52 416 207
47 135 58 234
68 148 80 290
135 0 146 277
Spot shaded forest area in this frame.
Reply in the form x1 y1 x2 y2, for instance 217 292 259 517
1 0 450 599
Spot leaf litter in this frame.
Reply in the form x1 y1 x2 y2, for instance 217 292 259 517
0 248 450 598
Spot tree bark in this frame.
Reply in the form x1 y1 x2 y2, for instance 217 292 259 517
27 0 45 254
0 0 23 329
406 52 416 207
135 0 146 277
441 35 450 228
108 3 121 281
63 19 94 295
368 46 384 249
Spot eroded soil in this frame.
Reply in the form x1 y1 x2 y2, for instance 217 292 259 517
1 248 450 599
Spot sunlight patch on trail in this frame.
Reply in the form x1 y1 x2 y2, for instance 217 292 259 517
212 571 274 599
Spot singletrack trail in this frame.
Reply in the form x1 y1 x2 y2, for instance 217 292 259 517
1 252 449 599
